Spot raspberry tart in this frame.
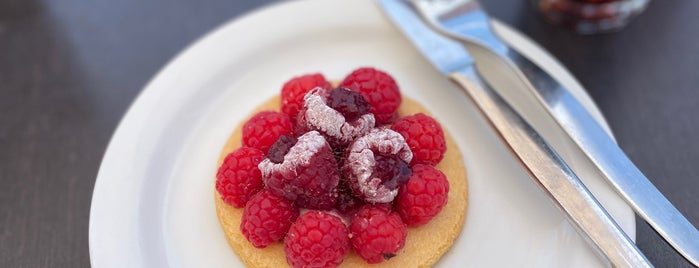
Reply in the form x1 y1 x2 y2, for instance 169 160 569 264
215 67 468 267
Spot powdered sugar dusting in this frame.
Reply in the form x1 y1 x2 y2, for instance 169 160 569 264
303 87 375 145
343 129 413 203
258 131 327 177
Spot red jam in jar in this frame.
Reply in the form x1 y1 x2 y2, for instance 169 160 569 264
536 0 650 34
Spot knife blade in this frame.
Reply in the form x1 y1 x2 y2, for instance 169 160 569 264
377 0 651 267
407 0 699 265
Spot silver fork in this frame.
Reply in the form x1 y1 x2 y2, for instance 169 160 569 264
410 0 699 266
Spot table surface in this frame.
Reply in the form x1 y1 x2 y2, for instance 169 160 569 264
1 0 697 267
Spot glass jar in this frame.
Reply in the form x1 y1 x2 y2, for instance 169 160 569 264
535 0 650 34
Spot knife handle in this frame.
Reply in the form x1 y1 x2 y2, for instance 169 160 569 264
478 36 699 266
449 66 652 268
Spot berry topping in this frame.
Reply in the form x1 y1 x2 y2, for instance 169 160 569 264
284 211 350 268
242 111 293 154
281 73 331 121
259 131 340 209
267 135 297 164
327 87 371 122
298 87 375 148
216 147 265 208
241 190 299 248
372 153 412 190
342 128 413 203
349 205 407 264
217 69 457 266
341 67 401 125
396 164 449 227
392 113 447 166
335 181 366 218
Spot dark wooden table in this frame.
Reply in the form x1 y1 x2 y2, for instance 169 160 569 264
1 0 697 267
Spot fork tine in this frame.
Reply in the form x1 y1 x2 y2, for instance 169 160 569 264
409 0 509 55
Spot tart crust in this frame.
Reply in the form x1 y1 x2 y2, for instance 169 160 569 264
215 95 468 268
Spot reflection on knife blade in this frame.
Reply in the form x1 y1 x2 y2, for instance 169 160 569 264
377 0 651 267
406 0 699 266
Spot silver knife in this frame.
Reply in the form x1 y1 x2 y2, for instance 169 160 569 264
377 0 651 267
407 0 699 266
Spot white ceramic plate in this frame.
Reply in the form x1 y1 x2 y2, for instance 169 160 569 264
89 0 634 267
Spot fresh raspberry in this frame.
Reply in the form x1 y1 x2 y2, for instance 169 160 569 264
341 67 401 125
396 164 449 227
241 190 299 248
242 111 293 154
259 131 340 209
349 205 407 263
342 128 413 203
281 73 331 121
391 113 446 166
215 147 265 208
284 211 350 268
297 87 375 148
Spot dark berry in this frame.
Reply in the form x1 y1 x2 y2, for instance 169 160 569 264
267 135 297 164
372 153 412 190
327 87 370 122
335 180 366 218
